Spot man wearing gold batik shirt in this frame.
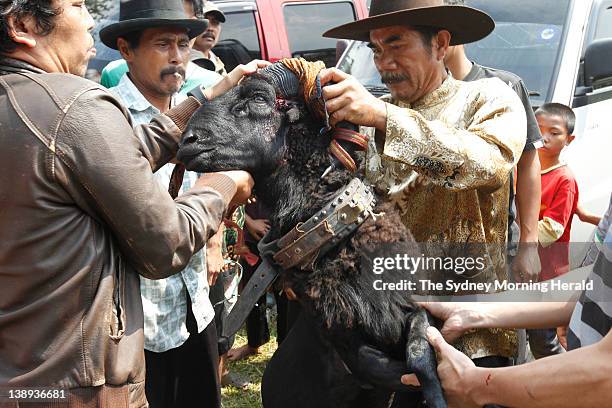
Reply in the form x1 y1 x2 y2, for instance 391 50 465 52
321 0 526 370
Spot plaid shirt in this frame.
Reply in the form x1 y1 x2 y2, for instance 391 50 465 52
110 74 216 352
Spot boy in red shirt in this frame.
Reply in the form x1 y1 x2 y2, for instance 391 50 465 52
536 103 579 281
527 103 579 359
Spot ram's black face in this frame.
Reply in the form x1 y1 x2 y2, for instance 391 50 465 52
177 77 290 178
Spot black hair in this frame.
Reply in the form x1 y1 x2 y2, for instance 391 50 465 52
0 0 62 54
536 103 576 134
412 25 441 51
119 30 144 50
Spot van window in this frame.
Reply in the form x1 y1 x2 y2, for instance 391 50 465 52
573 2 612 107
283 2 356 68
594 6 612 40
464 0 572 107
214 11 262 71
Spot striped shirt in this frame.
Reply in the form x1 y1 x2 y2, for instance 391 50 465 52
567 193 612 349
110 74 215 352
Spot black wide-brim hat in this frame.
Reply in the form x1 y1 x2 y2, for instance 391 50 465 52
100 0 208 50
323 0 494 45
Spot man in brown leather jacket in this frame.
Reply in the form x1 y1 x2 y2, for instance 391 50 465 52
0 1 265 406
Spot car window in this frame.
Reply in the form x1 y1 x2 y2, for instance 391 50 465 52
594 4 612 40
465 0 572 107
283 2 356 68
214 10 262 72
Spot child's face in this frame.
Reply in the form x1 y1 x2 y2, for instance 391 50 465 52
536 113 574 159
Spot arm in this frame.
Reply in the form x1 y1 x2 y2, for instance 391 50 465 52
576 203 602 226
206 225 226 286
424 327 612 408
420 301 575 343
513 149 542 281
321 69 526 192
55 88 246 280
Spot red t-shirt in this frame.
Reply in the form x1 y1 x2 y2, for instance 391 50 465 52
538 164 579 280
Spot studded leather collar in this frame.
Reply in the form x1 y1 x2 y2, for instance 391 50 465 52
272 178 379 271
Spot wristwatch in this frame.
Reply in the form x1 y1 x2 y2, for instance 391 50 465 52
187 84 210 104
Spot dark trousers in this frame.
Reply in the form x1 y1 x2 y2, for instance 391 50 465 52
144 300 221 408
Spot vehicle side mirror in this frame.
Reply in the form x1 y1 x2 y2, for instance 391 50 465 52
335 40 349 66
584 38 612 89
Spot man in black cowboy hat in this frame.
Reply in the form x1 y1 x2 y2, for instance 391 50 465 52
101 1 238 406
322 0 527 386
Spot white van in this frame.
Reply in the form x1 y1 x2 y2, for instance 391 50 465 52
337 0 612 264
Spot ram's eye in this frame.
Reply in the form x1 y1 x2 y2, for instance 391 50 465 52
253 95 267 103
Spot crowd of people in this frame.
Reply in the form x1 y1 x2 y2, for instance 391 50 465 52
0 0 610 407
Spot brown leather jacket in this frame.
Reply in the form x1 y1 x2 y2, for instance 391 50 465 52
0 58 234 407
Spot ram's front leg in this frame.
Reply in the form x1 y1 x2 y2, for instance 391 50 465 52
331 334 411 392
405 308 447 408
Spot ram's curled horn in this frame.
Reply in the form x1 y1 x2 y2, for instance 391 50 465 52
258 63 301 99
258 58 328 122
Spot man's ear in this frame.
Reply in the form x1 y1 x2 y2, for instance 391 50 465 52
566 134 576 145
117 38 133 61
5 14 37 48
434 30 451 62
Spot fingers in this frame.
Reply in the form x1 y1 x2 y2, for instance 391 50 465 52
319 67 349 86
328 106 353 127
322 79 352 102
241 59 271 76
427 326 451 355
401 374 421 387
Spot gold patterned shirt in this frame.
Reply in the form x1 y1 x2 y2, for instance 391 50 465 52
364 74 526 359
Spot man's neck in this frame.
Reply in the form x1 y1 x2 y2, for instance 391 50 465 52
409 67 448 104
446 46 473 81
5 50 62 74
193 44 212 59
127 73 172 113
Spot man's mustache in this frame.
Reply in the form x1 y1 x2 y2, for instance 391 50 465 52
381 72 409 84
202 31 215 39
160 66 186 79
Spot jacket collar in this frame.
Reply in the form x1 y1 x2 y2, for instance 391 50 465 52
0 57 47 75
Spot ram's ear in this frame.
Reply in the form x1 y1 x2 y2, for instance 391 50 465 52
286 105 303 124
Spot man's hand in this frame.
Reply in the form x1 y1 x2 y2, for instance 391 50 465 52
319 68 387 130
206 59 271 100
419 302 480 343
402 327 483 408
245 216 270 241
512 242 541 283
206 227 226 286
217 170 255 206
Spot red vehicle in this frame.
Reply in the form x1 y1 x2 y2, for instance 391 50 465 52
212 0 369 70
89 0 369 73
